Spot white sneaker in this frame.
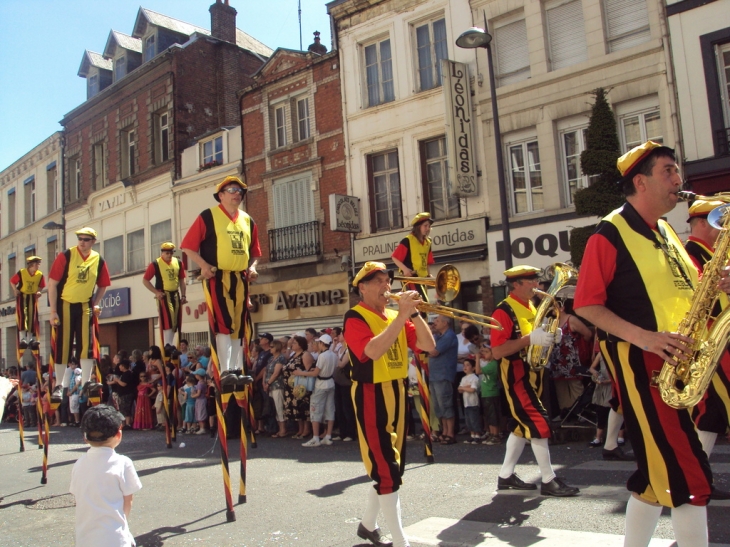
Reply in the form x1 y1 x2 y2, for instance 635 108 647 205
302 437 321 447
321 437 333 445
195 429 207 435
342 436 354 442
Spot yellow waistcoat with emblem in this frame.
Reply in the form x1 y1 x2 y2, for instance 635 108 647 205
156 257 180 292
353 303 408 383
61 248 100 303
405 234 431 278
207 207 251 271
18 269 43 295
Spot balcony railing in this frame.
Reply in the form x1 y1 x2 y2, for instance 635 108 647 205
269 220 321 262
717 127 730 157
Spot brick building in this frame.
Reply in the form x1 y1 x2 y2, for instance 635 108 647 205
58 0 271 354
238 34 351 335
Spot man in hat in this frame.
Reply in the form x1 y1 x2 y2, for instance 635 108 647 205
181 175 261 378
490 265 579 497
391 212 434 302
142 242 187 348
47 227 111 397
574 141 726 546
343 261 435 547
10 255 45 350
684 198 730 479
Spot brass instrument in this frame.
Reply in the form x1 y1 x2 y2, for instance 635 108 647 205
526 263 579 371
677 190 730 203
654 203 730 408
386 264 502 330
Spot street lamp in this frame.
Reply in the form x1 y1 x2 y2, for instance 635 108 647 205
456 24 512 269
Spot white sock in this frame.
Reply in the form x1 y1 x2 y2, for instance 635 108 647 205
231 339 243 370
361 486 380 531
379 491 407 547
20 330 30 341
605 409 624 451
697 430 717 458
671 503 707 547
531 437 556 483
54 364 67 388
215 334 232 371
624 495 662 547
80 359 95 385
499 433 527 479
163 329 174 347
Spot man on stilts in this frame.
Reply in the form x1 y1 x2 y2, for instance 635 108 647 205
142 242 187 349
182 175 261 521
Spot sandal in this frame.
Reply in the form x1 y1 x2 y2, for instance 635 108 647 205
440 436 456 445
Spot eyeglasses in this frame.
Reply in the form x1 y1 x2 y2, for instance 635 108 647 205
221 186 244 195
161 250 173 254
77 237 93 242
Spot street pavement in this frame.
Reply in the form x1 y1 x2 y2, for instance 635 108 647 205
1 424 730 547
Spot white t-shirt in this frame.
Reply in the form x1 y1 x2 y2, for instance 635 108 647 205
70 446 142 547
314 349 337 391
456 333 472 372
459 373 480 407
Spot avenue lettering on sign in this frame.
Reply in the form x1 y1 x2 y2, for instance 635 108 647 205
274 289 345 311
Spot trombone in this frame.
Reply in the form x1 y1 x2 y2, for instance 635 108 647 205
386 264 503 331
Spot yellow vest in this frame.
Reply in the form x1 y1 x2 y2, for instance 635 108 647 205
155 257 180 292
61 248 101 303
350 303 408 383
404 234 431 277
18 269 43 295
200 207 251 271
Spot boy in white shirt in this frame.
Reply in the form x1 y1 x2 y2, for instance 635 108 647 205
297 334 338 447
457 358 482 444
70 405 142 547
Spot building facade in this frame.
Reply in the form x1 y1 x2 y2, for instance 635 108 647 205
0 132 64 370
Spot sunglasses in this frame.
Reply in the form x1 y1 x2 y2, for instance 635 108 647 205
221 186 244 195
77 237 93 242
161 250 173 254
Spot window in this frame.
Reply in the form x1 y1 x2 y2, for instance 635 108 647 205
104 236 124 276
150 220 172 262
364 38 395 107
272 175 315 228
494 18 530 86
115 57 126 81
274 106 287 148
509 140 543 214
546 0 588 70
296 98 310 141
47 164 57 213
604 0 650 53
420 137 459 220
70 156 82 201
560 127 596 204
120 128 135 179
718 42 730 127
144 35 156 62
7 256 15 290
47 239 58 267
93 143 106 190
620 109 662 151
368 150 402 231
88 75 99 98
202 136 223 166
154 111 170 164
24 176 35 225
127 229 145 272
8 189 15 233
415 18 448 91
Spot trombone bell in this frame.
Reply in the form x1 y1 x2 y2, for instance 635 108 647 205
391 264 461 301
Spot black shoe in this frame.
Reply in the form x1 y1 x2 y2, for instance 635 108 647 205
356 523 392 546
541 477 580 497
497 474 537 491
51 385 63 404
30 340 40 350
711 488 730 500
237 375 254 386
19 339 28 350
603 447 635 461
617 438 626 446
588 439 602 447
220 370 239 386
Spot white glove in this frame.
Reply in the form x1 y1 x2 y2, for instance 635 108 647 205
530 327 555 347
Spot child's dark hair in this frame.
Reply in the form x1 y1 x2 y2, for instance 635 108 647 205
81 404 123 442
186 374 197 385
463 358 476 368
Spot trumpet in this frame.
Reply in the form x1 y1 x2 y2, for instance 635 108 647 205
390 264 460 301
383 291 503 330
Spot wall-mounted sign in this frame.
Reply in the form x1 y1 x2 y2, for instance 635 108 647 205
98 287 131 319
354 217 487 263
329 194 361 233
442 59 477 197
0 305 16 317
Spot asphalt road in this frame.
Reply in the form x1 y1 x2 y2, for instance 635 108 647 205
1 424 729 546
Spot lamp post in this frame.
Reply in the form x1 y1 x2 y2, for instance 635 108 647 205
456 24 512 269
42 220 65 252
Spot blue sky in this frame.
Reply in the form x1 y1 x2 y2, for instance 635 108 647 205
0 0 332 171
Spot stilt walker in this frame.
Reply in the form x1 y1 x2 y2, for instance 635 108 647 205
181 175 261 522
414 352 434 463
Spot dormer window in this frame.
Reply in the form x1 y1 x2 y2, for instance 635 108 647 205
144 35 156 62
88 74 99 98
115 57 126 81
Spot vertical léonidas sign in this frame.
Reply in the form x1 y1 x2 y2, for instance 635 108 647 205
441 59 477 197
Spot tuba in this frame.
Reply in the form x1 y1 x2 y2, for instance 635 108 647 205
526 263 579 371
654 203 730 408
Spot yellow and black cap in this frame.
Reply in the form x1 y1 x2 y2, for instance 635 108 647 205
26 256 42 264
687 199 725 222
75 226 98 239
617 141 674 185
160 242 176 251
411 212 434 227
352 261 388 287
214 176 247 202
504 265 541 281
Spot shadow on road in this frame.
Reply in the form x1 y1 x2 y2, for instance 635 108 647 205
306 474 371 497
134 510 229 547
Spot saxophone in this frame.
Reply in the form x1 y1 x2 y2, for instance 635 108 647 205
526 262 579 371
655 201 730 409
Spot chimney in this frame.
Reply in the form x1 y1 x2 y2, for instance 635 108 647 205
209 0 237 44
307 31 327 55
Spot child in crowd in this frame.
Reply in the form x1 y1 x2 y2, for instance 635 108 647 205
70 405 142 547
153 379 165 430
477 344 502 445
21 383 37 427
206 376 217 437
68 368 83 426
179 375 197 433
133 373 154 430
192 369 208 435
458 358 482 444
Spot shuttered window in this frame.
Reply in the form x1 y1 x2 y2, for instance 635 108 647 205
494 19 530 87
272 175 315 228
547 0 588 71
604 0 650 53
